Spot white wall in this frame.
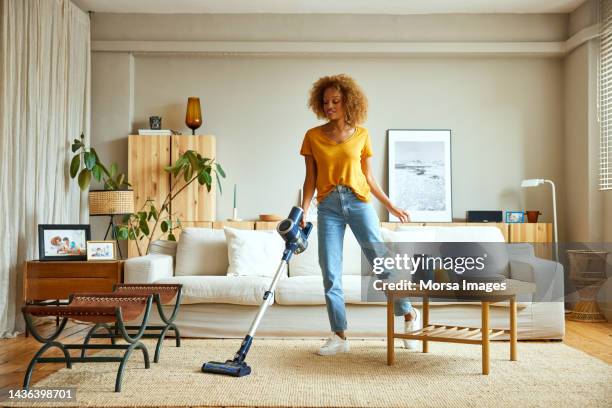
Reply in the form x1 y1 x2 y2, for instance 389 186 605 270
90 12 566 232
127 54 564 225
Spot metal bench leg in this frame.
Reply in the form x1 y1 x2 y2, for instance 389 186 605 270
22 313 71 390
115 341 150 392
81 323 116 358
23 341 72 390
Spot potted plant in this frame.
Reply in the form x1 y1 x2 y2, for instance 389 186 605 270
114 150 225 256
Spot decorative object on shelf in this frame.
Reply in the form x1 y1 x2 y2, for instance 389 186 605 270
228 183 242 221
185 97 202 135
38 224 91 261
149 116 162 130
388 129 452 222
521 178 558 260
138 129 173 136
86 240 117 261
70 133 131 191
259 214 283 222
116 150 225 256
504 211 525 223
566 249 609 322
525 210 542 223
89 189 134 260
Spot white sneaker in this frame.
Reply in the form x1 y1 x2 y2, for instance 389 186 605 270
318 333 350 356
403 308 421 350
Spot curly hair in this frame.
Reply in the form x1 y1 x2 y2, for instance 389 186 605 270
308 74 368 125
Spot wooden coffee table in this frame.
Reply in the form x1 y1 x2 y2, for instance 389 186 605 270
385 279 536 375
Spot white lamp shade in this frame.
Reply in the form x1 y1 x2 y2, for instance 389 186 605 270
521 179 545 188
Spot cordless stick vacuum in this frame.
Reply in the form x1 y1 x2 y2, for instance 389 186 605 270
201 206 313 377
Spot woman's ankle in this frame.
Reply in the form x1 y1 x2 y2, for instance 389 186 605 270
335 331 346 340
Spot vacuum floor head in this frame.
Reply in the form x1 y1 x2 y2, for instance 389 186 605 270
201 360 251 377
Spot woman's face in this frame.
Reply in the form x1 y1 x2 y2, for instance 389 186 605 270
323 87 345 122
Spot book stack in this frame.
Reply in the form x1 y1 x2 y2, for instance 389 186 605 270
138 129 173 136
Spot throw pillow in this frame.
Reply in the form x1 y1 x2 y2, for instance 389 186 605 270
224 227 286 278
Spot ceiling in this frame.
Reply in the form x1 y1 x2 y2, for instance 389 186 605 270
71 0 586 15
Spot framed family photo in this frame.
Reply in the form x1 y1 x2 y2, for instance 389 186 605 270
388 129 453 222
38 224 90 261
86 240 117 261
505 211 525 223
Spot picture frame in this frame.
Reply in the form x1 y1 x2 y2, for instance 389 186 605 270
388 129 453 222
38 224 91 261
86 240 117 261
505 211 525 223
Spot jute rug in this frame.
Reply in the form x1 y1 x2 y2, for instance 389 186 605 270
4 339 611 407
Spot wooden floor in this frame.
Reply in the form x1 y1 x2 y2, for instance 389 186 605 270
0 318 610 391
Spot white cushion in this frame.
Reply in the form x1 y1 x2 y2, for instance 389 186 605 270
148 239 178 257
175 228 228 276
225 227 285 278
276 275 368 305
289 227 364 277
155 275 272 305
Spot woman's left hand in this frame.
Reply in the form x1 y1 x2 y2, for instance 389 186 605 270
388 205 410 223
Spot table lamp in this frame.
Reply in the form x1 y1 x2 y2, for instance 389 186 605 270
520 178 558 261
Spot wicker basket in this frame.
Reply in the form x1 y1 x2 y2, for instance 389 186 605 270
89 190 135 215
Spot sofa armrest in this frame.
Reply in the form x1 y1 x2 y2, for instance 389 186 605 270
124 254 174 284
509 257 564 302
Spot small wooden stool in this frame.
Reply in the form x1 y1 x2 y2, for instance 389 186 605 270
84 283 183 363
22 293 154 392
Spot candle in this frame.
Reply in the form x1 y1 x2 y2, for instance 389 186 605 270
233 184 237 209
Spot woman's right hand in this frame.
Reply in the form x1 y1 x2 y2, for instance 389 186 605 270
300 211 308 228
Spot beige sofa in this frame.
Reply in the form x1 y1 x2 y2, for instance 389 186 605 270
123 225 565 339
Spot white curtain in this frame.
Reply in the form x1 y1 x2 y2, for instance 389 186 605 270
0 0 90 337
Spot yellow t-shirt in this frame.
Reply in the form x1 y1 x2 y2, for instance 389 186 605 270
300 125 373 202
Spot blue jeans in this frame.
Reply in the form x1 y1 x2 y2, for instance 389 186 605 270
317 185 412 332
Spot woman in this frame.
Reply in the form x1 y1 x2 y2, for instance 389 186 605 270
300 74 420 356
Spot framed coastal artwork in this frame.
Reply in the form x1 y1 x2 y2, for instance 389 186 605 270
388 129 452 222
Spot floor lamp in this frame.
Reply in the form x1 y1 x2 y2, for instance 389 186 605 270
520 179 558 262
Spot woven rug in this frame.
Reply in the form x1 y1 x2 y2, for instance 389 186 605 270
5 339 611 407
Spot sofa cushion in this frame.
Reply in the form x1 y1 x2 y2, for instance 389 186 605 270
155 275 272 305
175 228 228 276
276 275 369 305
225 227 286 278
149 239 178 257
290 227 365 277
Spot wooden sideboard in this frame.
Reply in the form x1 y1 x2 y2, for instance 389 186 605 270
128 134 216 257
24 260 122 302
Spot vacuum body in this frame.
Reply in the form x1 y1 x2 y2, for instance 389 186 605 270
202 206 313 377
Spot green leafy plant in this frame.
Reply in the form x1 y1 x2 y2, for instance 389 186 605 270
70 133 131 191
115 150 225 256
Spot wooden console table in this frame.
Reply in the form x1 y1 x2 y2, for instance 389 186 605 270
385 279 535 375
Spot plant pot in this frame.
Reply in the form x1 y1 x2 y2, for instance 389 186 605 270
525 210 541 223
